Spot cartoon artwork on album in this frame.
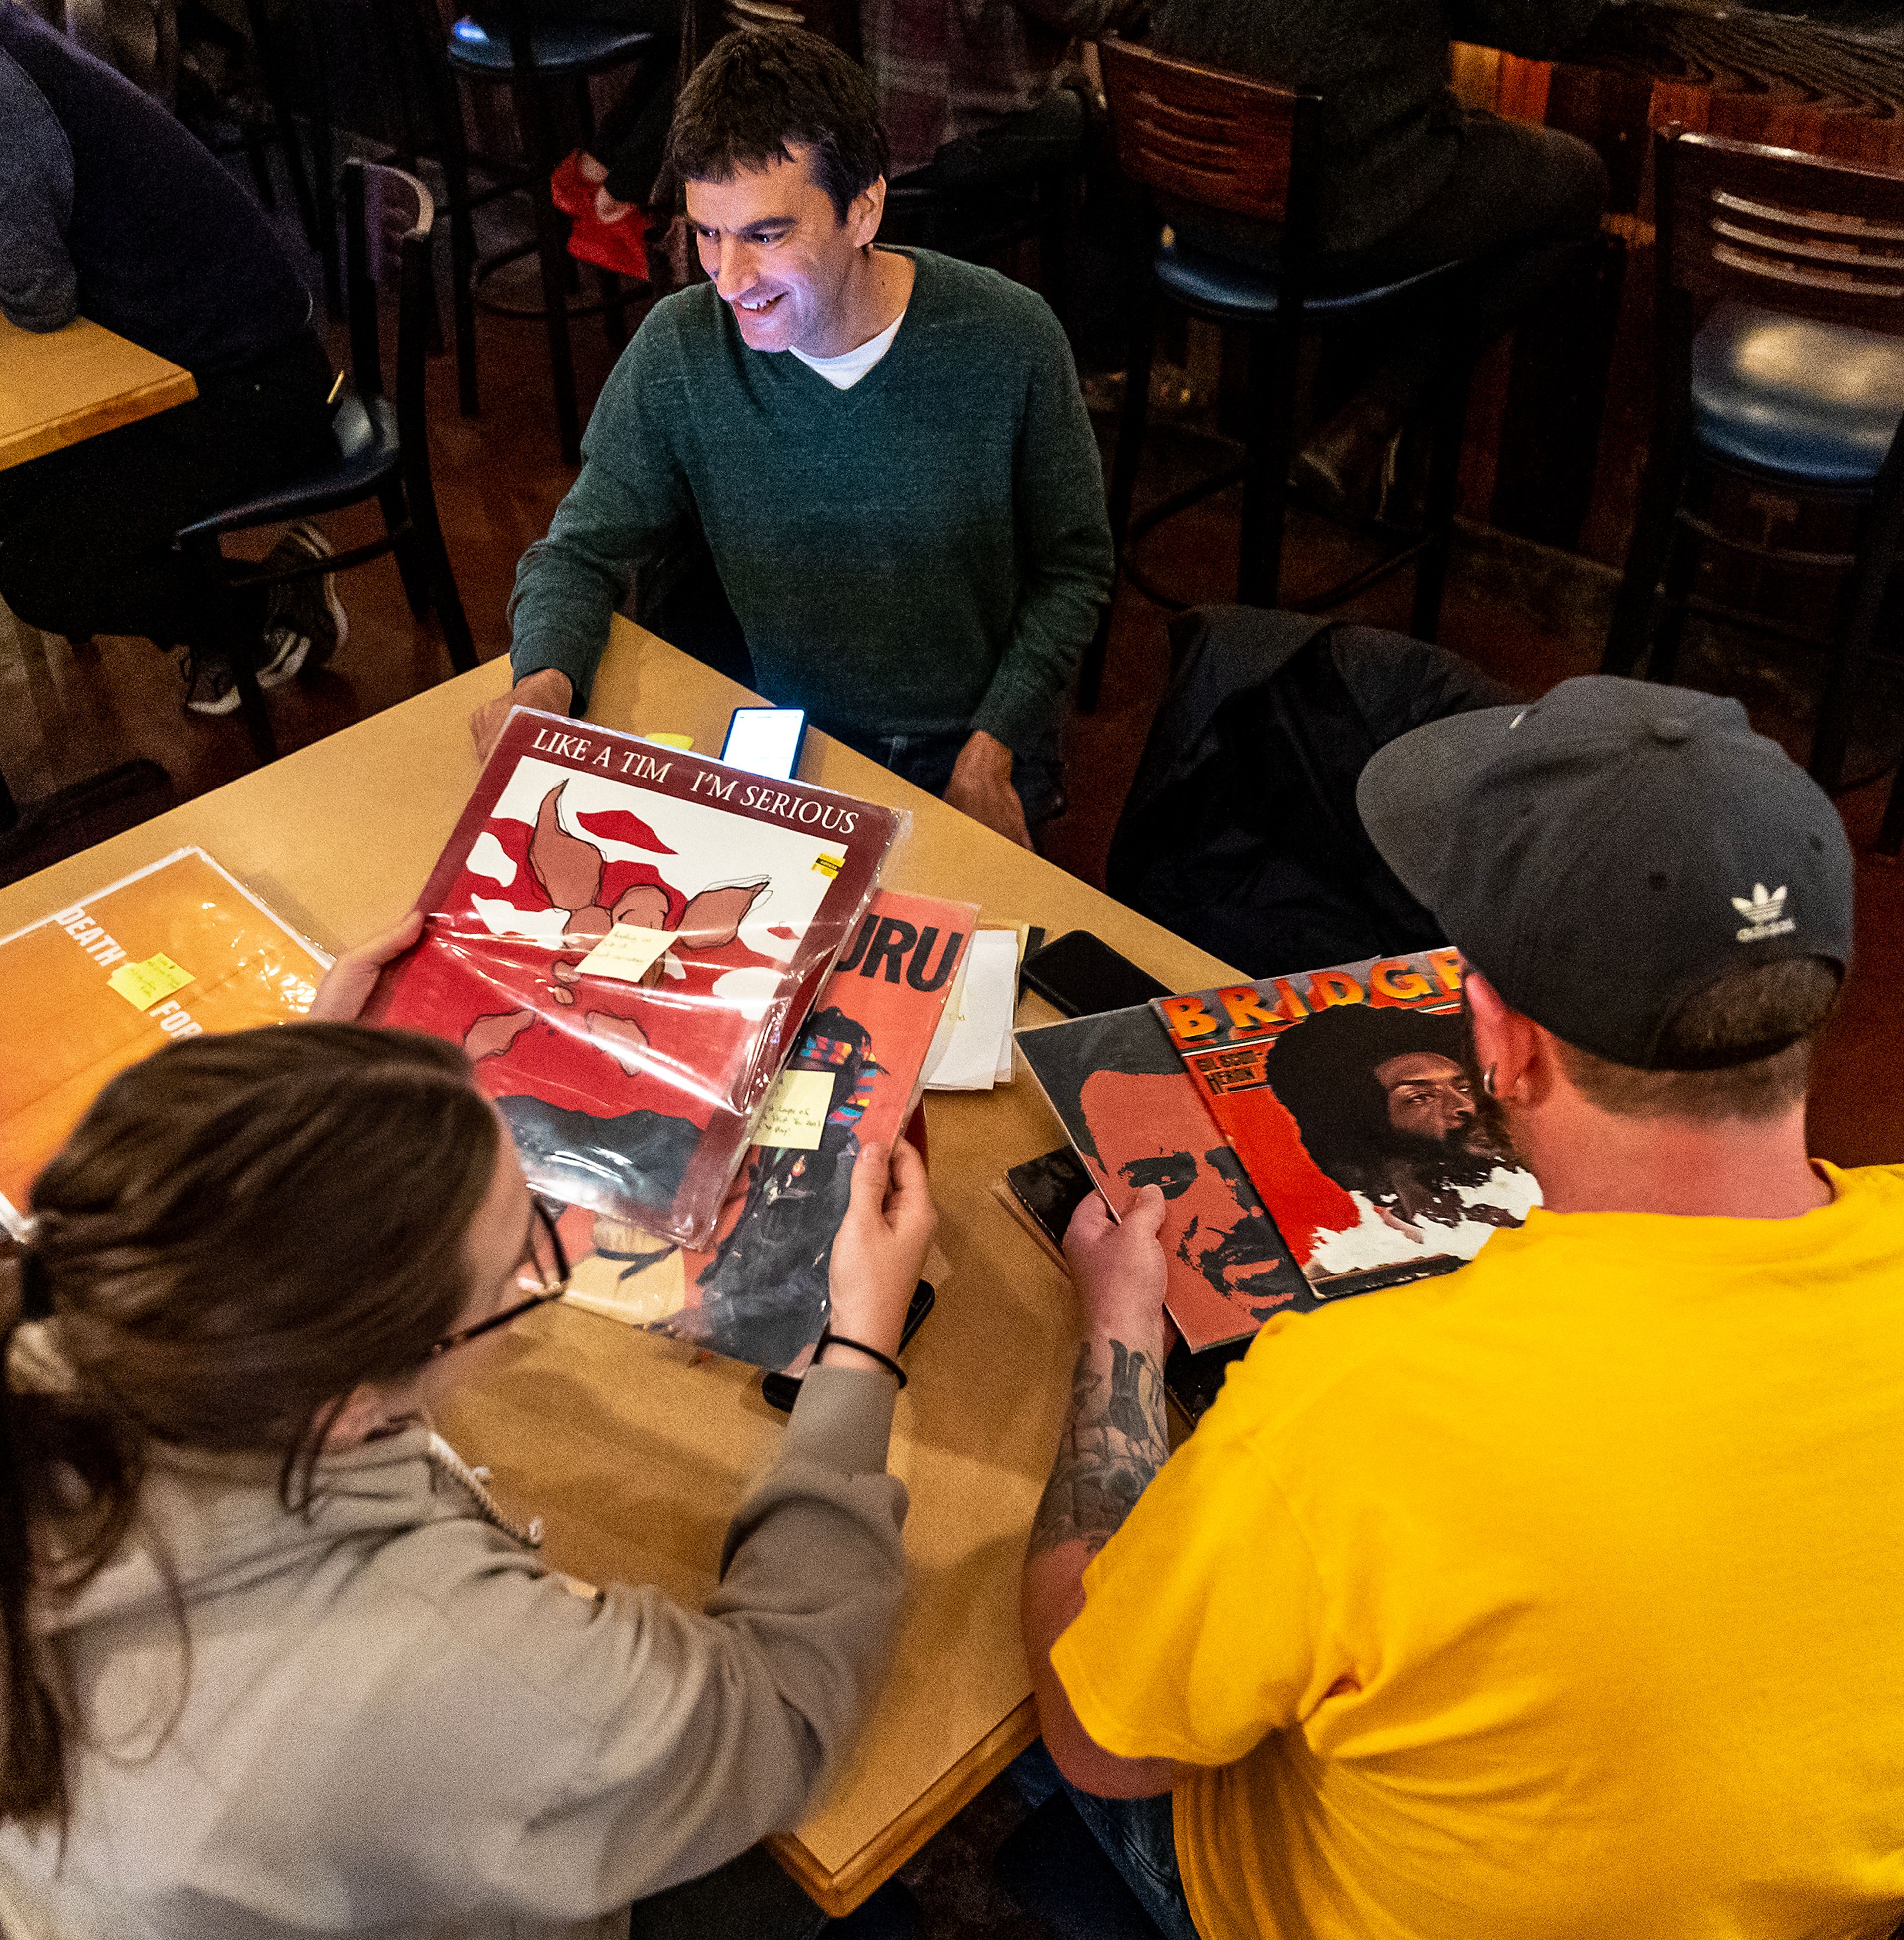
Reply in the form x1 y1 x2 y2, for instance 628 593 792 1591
369 709 899 1247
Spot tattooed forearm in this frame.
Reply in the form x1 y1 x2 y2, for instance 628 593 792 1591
1029 1337 1168 1557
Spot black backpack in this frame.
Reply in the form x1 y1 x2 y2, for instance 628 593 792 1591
1106 606 1516 977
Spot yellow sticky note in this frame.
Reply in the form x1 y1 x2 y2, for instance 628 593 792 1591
108 952 194 1012
644 732 695 751
575 924 678 984
754 1068 834 1150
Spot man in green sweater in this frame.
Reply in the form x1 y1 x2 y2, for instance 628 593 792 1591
472 26 1113 849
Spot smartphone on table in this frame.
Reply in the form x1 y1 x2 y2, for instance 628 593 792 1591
721 707 807 781
1021 930 1169 1018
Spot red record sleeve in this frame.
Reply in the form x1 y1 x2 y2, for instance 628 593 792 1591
365 707 901 1246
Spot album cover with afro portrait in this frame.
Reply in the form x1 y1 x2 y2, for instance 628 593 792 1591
1156 952 1541 1298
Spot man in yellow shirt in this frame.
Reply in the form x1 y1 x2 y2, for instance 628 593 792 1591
1018 676 1904 1940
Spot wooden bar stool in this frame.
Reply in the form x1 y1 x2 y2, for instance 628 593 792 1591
1077 37 1479 714
1604 126 1904 852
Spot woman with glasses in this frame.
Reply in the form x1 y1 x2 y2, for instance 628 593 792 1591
0 916 935 1939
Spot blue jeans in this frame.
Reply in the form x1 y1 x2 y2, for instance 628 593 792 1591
844 728 1068 835
1011 1743 1201 1940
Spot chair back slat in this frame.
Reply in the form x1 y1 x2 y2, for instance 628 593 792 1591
1099 38 1308 227
343 159 436 403
1662 129 1904 335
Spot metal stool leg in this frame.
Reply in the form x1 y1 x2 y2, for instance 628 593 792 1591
185 534 279 764
1646 515 1704 689
1877 761 1904 855
1077 274 1158 715
1605 430 1691 677
1239 310 1301 610
511 66 583 465
1812 446 1904 791
379 480 434 618
1412 343 1474 643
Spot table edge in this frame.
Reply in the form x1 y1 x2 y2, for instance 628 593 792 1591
766 1701 1040 1918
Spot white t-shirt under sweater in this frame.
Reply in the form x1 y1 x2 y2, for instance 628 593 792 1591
788 310 905 389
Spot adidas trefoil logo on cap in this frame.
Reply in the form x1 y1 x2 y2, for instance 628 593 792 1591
1731 882 1796 943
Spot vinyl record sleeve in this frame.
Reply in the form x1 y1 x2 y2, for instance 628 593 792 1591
1015 1003 1300 1352
366 708 902 1247
1155 952 1541 1299
553 889 974 1370
0 848 330 1235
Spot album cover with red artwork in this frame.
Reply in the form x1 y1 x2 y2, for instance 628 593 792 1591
1015 1003 1299 1353
550 889 974 1371
365 708 901 1247
1155 953 1541 1300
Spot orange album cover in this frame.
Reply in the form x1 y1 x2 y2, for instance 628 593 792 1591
1016 1004 1298 1353
0 848 329 1234
1156 952 1541 1300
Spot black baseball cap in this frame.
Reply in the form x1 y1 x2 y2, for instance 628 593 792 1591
1355 676 1854 1070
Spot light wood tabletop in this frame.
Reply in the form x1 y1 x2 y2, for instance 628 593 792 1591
0 623 1237 1916
0 313 197 472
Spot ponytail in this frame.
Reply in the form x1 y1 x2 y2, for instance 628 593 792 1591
0 1021 499 1834
0 1247 141 1830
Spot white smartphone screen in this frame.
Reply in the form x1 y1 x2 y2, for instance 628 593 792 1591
721 707 806 780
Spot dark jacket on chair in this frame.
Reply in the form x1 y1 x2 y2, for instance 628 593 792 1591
1106 606 1513 977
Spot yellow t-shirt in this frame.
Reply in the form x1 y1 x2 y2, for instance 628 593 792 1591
1051 1163 1904 1940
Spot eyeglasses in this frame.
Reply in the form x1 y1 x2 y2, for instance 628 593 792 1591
427 1197 570 1359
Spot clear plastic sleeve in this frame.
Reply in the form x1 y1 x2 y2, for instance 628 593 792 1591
367 708 904 1248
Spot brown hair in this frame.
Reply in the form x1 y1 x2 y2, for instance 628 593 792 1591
0 1024 500 1830
1553 957 1842 1122
664 26 889 223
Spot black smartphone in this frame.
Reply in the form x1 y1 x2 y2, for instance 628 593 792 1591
1005 1146 1095 1253
1021 930 1170 1018
721 706 807 781
761 1279 937 1414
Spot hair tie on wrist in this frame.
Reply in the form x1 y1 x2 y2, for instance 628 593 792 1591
816 1328 907 1389
15 1252 53 1324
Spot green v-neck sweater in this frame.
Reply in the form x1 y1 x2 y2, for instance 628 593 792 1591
508 249 1112 756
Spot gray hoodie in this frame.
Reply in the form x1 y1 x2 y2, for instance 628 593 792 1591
0 1365 908 1939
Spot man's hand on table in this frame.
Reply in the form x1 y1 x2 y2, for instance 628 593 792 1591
469 668 574 762
821 1139 936 1375
944 730 1033 850
308 909 425 1022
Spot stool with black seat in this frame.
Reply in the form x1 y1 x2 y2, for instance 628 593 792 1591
396 0 657 465
1603 126 1904 853
175 159 478 767
1077 37 1480 715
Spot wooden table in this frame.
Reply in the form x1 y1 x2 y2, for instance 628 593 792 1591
0 622 1236 1917
0 313 197 472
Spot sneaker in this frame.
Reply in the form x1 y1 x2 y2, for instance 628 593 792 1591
549 149 595 218
182 649 241 716
181 522 346 718
565 205 649 282
257 520 346 687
